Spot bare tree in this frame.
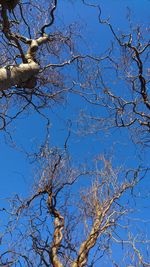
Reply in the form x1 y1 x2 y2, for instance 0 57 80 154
1 1 149 144
0 144 149 266
0 1 149 267
75 3 150 145
0 0 80 130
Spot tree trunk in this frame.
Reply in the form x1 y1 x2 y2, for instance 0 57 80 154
0 62 39 90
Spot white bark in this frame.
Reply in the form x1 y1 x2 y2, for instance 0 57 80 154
0 62 39 90
0 36 48 91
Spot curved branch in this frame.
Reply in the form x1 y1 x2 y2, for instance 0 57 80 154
41 0 57 35
0 36 48 90
72 182 133 267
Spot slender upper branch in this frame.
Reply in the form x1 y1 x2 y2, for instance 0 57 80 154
41 0 58 35
72 183 133 267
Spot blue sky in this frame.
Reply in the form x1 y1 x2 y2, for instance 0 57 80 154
0 0 150 265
